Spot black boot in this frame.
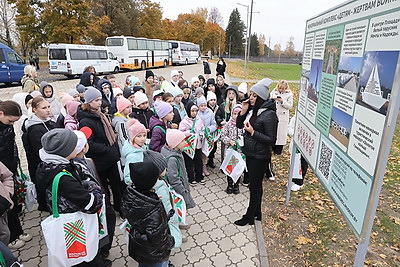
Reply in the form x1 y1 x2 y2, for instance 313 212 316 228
207 159 216 168
233 181 240 194
234 215 255 226
242 171 249 186
226 177 233 194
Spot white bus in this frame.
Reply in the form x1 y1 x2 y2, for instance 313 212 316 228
48 43 120 77
169 40 200 65
105 36 171 70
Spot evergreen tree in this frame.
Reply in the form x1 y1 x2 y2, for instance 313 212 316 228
249 33 259 56
225 8 245 56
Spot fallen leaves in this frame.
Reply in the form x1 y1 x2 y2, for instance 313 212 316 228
295 235 313 245
308 224 317 233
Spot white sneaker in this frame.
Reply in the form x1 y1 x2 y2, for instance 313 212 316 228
268 176 275 181
19 233 32 242
8 239 25 249
291 183 304 191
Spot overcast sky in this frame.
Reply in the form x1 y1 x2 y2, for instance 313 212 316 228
156 0 346 51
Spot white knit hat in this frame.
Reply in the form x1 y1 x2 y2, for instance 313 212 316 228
134 91 148 106
171 70 179 78
191 76 200 85
206 91 217 102
238 82 248 94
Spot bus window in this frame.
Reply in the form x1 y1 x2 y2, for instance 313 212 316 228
137 40 146 50
146 40 155 50
49 49 67 60
99 50 108 59
128 39 137 50
171 42 178 49
108 52 116 60
70 49 87 60
87 50 99 59
155 41 162 50
106 38 123 46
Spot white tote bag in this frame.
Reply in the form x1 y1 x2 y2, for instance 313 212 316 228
220 148 247 183
41 171 99 267
291 151 303 180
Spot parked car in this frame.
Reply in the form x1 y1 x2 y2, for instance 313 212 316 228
0 43 27 85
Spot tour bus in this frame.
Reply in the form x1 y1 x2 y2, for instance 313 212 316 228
48 43 120 77
169 40 201 65
105 36 171 70
0 43 27 85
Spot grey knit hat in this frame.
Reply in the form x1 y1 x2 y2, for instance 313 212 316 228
250 78 272 100
41 129 78 158
76 84 85 93
84 87 102 104
143 150 167 175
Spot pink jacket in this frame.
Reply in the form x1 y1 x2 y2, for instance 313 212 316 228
179 116 204 149
0 162 14 209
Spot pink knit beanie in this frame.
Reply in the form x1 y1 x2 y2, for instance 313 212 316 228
117 97 132 113
166 129 185 149
66 101 81 116
59 93 74 108
127 119 147 139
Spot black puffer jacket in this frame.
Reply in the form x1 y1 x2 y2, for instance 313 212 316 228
21 116 56 182
36 156 103 214
236 99 278 159
121 186 174 265
77 108 120 172
130 107 154 137
0 122 17 173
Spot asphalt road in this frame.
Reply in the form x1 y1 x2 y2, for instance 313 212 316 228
0 63 223 100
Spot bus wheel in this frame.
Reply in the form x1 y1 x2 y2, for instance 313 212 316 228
185 59 188 65
141 61 146 70
163 60 168 68
66 74 75 79
4 82 12 86
113 67 119 74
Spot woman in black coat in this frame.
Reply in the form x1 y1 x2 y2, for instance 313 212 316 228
77 87 123 213
0 100 32 248
234 78 278 226
216 57 226 78
21 97 56 185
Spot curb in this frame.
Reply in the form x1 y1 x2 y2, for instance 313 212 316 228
255 220 269 267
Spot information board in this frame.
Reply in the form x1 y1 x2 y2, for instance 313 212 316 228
293 0 400 238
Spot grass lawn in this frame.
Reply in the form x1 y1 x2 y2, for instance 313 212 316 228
227 61 400 266
224 59 302 81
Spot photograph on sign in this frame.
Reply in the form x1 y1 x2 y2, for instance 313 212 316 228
357 51 399 116
329 106 352 151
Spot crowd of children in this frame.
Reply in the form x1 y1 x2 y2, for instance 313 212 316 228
0 63 302 266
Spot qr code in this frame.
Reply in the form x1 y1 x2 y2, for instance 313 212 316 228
318 141 333 182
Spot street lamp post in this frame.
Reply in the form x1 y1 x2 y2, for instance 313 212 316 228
247 0 254 65
237 2 249 77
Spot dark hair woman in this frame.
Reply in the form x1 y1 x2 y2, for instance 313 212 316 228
77 87 123 213
21 96 56 211
234 78 278 226
0 100 33 249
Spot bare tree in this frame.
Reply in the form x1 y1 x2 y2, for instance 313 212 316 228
0 0 16 47
208 7 223 28
191 7 208 20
